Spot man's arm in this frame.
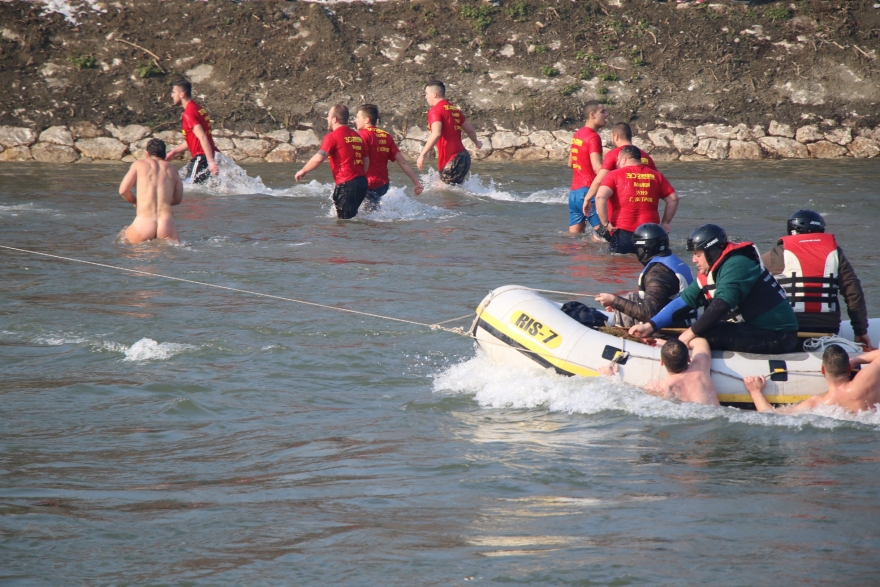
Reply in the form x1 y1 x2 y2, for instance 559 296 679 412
417 121 443 171
295 151 328 181
394 153 424 195
191 124 218 175
837 248 870 348
595 186 614 229
165 142 189 161
745 374 828 414
608 265 681 323
687 337 712 372
659 192 678 231
461 120 482 149
171 172 184 206
582 169 610 213
590 151 602 175
119 164 138 205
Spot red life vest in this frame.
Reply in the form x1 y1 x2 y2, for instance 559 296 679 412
775 233 840 314
696 242 788 323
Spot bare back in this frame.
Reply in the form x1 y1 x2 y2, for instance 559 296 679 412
119 157 183 244
642 339 721 406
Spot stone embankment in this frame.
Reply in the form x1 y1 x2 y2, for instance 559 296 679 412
1 119 878 164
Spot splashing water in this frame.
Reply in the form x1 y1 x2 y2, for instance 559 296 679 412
357 186 458 223
181 153 274 196
433 351 880 430
123 338 197 362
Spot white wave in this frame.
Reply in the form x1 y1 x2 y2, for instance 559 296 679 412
271 179 336 199
0 203 57 214
433 352 880 429
122 338 197 362
30 333 90 346
182 153 274 196
522 187 568 205
358 186 458 222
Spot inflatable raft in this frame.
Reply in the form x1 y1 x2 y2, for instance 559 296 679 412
471 285 876 407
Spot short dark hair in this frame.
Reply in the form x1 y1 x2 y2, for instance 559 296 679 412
173 79 192 97
661 339 689 374
584 100 603 119
612 122 632 141
426 80 446 97
358 104 379 125
822 344 851 379
620 145 642 162
145 138 166 159
330 103 350 124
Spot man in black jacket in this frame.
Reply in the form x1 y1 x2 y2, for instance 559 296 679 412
595 223 696 328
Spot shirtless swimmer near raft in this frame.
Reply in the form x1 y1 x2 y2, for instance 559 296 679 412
118 139 184 244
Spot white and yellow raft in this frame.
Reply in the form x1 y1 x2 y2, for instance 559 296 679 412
471 285 875 407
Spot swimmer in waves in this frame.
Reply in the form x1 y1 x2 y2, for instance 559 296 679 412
118 138 184 244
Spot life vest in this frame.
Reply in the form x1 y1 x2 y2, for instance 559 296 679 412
696 242 788 323
639 253 698 323
775 233 840 314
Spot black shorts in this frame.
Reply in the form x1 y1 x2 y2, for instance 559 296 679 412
332 176 368 219
184 155 211 184
609 229 636 255
440 150 471 185
364 183 389 211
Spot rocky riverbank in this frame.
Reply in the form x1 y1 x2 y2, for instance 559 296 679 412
1 0 879 163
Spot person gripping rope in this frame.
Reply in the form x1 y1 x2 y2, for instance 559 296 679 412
594 223 696 329
354 104 424 210
761 209 870 349
165 79 220 184
416 81 482 185
295 104 368 220
594 146 679 255
568 100 607 235
629 224 799 354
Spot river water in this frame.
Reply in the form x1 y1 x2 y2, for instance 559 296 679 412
2 159 879 585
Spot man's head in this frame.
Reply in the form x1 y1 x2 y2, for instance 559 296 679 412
822 344 851 381
661 339 690 375
171 79 192 106
145 138 166 159
617 145 642 168
583 100 608 129
611 122 632 145
327 104 350 130
787 209 826 236
687 224 728 274
425 80 446 106
355 104 379 130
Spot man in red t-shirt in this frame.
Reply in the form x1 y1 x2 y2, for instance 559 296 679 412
166 79 220 184
568 100 607 234
595 145 679 254
295 104 368 219
417 80 482 185
354 104 424 210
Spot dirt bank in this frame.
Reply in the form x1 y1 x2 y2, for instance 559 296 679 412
1 0 878 161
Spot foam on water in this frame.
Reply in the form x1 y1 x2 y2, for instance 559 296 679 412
122 338 197 362
182 153 274 196
358 186 458 222
433 352 880 429
0 203 57 215
2 330 196 361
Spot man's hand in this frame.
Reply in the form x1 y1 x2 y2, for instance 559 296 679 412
599 363 619 378
629 322 655 338
209 161 219 175
594 224 612 242
413 183 424 196
595 293 615 310
474 139 483 150
678 328 697 346
661 222 670 233
295 169 307 182
744 375 766 394
855 334 872 350
416 153 426 171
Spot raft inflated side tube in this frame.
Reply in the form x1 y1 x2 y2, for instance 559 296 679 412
473 285 870 407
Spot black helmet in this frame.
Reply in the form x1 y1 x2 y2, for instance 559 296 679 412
687 224 728 265
787 209 825 235
633 223 670 265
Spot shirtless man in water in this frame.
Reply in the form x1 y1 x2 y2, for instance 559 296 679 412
601 337 720 406
118 138 183 244
745 344 880 414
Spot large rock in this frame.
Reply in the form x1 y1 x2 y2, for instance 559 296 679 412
114 124 151 144
71 121 104 139
848 137 880 158
263 130 291 143
74 137 128 160
544 141 569 159
398 139 424 156
128 138 151 159
695 138 729 160
213 137 235 153
648 129 675 148
824 127 852 146
0 146 32 161
632 136 654 154
808 141 848 159
224 149 248 162
528 130 556 148
233 138 273 158
759 136 808 158
463 136 492 159
750 125 767 139
0 126 37 147
768 121 794 138
405 126 430 141
551 130 574 144
491 131 528 150
512 147 548 161
695 123 749 141
678 153 708 162
673 132 698 153
728 140 763 160
649 147 680 162
39 126 74 146
485 149 514 161
31 143 80 163
291 129 321 148
795 125 823 143
154 130 184 144
265 143 297 163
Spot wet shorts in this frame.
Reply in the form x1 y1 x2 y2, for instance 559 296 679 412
332 176 368 219
440 150 471 185
609 229 636 255
364 183 389 211
569 188 601 228
184 155 211 184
